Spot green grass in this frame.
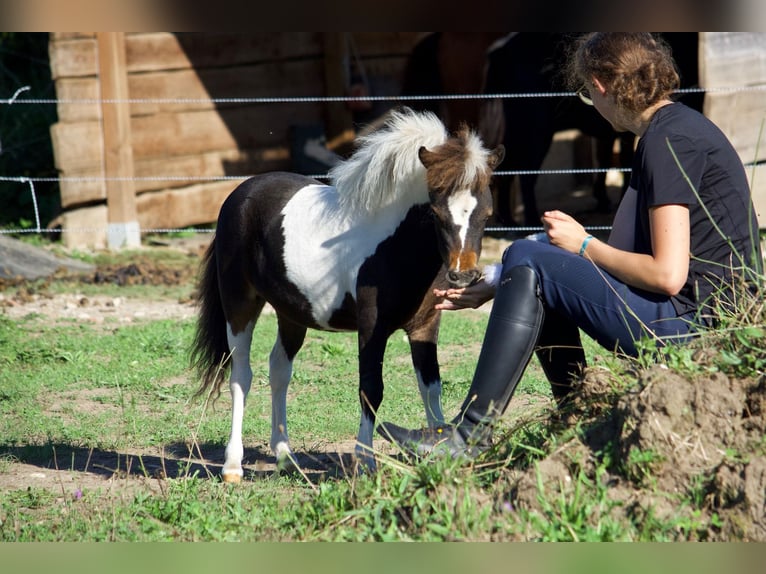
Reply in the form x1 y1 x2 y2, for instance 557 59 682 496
1 239 763 541
0 296 592 542
0 300 628 542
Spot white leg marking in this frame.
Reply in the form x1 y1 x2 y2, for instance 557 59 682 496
356 414 376 471
417 374 444 427
269 332 294 467
223 322 254 482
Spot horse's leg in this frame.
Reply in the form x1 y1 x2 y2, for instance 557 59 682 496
356 324 389 471
520 173 540 227
405 316 444 427
592 136 613 212
223 319 256 483
492 178 516 227
269 315 307 471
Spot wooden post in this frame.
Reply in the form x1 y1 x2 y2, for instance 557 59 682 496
97 32 140 249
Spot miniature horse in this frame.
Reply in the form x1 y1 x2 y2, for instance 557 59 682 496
191 108 504 481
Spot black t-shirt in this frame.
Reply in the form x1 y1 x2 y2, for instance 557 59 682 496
628 102 762 318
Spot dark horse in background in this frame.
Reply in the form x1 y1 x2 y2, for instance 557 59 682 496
402 32 703 226
191 108 504 481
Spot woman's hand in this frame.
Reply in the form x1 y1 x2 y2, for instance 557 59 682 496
541 210 591 255
433 280 496 311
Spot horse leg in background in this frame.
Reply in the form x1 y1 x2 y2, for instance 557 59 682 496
223 319 256 483
494 149 545 227
519 173 542 227
491 178 512 226
269 315 307 471
592 135 614 213
506 100 554 227
405 315 445 427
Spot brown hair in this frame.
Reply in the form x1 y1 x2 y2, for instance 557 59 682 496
567 33 680 113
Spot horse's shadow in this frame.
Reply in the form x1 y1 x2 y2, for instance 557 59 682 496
0 442 360 485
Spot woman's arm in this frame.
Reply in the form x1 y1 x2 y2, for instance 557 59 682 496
543 205 690 296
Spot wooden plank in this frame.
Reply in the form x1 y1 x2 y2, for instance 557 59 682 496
54 59 327 122
129 60 326 115
59 148 291 208
97 33 138 233
62 182 232 246
51 33 95 41
50 33 324 78
700 33 766 89
125 32 323 73
49 37 97 79
125 33 192 72
748 164 766 228
50 121 102 171
53 77 101 123
131 149 287 193
60 204 108 249
136 181 237 229
129 106 324 160
705 92 766 163
52 101 324 170
61 180 250 247
58 174 105 209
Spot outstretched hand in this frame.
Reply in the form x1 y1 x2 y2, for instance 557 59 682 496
433 280 496 311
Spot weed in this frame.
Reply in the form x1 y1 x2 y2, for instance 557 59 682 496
623 447 664 487
508 456 628 541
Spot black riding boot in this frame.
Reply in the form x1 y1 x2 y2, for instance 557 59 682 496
536 309 586 406
378 265 544 457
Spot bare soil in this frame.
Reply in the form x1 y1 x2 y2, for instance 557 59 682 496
1 235 764 540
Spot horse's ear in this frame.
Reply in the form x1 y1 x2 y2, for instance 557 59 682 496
488 145 505 169
418 146 436 168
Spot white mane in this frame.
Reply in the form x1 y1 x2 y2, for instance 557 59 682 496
328 108 448 213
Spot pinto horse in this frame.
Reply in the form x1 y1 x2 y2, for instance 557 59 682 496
190 108 504 481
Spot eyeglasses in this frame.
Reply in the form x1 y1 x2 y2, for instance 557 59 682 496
576 85 594 106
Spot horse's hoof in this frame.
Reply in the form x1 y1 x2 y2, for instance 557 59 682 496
276 453 298 474
222 470 243 483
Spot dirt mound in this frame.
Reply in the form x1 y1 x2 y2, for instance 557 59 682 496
85 258 200 289
512 364 766 540
0 257 202 327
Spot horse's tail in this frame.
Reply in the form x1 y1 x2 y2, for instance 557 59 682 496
190 237 230 401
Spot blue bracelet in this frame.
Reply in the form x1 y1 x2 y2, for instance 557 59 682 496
579 235 594 257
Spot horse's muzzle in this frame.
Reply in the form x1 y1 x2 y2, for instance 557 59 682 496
446 268 482 289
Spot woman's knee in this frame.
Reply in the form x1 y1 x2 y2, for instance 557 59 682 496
502 238 542 268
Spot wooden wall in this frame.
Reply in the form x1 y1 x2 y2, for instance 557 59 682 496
49 32 425 248
700 33 766 228
49 33 766 248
